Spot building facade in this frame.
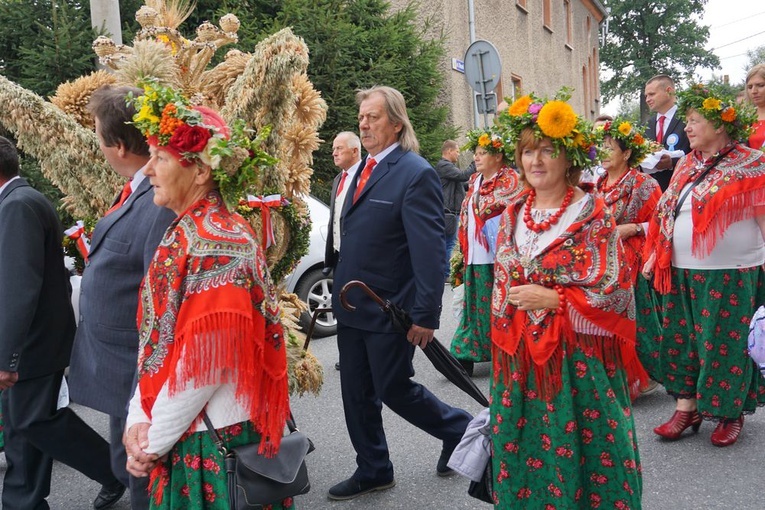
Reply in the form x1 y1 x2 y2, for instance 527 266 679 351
392 0 607 136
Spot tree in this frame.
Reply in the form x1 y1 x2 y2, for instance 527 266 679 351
746 45 765 69
600 0 720 121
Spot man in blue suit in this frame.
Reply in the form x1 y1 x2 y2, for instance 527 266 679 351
0 136 122 510
67 86 175 509
327 86 472 501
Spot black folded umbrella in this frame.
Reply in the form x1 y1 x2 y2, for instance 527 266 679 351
340 280 489 407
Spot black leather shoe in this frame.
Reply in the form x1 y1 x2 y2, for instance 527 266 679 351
436 443 458 477
327 477 396 501
93 481 126 510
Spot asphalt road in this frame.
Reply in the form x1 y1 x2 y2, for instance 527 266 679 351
1 287 763 509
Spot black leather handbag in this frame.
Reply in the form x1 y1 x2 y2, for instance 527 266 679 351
203 412 314 509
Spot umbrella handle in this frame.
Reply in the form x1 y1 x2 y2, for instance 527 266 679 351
340 280 387 311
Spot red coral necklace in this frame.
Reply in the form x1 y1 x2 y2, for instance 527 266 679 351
523 187 574 233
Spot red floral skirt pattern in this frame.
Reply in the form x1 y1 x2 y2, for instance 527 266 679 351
150 420 296 510
490 340 642 509
450 264 493 362
635 276 665 383
657 267 765 420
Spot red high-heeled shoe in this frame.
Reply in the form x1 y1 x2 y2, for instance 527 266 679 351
710 416 744 447
653 410 702 440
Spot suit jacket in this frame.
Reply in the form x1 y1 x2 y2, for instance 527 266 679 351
644 112 691 190
68 177 175 418
0 178 76 380
331 146 445 332
436 157 474 213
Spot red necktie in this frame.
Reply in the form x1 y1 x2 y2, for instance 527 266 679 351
656 115 666 144
335 171 348 197
353 158 376 203
105 181 132 216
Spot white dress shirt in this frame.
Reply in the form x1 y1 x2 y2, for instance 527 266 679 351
333 160 361 252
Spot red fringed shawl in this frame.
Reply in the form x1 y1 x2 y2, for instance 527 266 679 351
491 195 645 400
137 191 289 457
644 144 765 294
596 168 662 282
457 166 525 262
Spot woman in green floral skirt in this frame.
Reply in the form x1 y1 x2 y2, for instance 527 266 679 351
123 85 294 509
642 83 765 446
450 127 523 376
489 91 645 509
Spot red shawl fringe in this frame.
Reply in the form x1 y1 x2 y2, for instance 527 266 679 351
693 186 765 257
492 329 647 402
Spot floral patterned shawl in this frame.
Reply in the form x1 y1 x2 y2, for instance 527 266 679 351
457 166 524 262
644 143 765 294
491 195 643 400
137 190 289 456
596 168 662 281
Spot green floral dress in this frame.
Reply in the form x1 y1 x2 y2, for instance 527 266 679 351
490 342 641 509
450 167 523 363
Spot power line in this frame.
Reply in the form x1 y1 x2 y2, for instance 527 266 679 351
712 30 765 50
710 10 765 29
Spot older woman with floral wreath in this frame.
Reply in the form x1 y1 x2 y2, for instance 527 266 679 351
597 118 664 393
449 128 524 376
122 84 294 509
642 83 765 447
488 91 644 509
746 63 765 149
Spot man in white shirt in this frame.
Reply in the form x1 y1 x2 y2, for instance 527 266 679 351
324 131 361 371
67 85 175 510
325 131 362 269
642 74 691 191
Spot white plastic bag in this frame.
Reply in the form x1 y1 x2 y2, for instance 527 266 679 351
452 284 465 321
746 305 765 376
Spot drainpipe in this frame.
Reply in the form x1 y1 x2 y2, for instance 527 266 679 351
468 0 479 127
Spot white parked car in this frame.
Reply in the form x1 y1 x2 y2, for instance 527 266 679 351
284 195 336 337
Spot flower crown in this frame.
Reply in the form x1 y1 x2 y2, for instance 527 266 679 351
497 88 600 169
677 83 756 143
463 128 510 160
129 81 277 208
598 118 660 168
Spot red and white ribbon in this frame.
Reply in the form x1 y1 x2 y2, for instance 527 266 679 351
246 194 289 250
65 221 91 262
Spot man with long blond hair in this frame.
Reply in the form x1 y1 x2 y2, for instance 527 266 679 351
327 85 472 501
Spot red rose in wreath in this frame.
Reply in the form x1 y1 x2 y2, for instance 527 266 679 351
168 124 211 164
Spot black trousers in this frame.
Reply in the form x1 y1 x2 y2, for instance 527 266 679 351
109 414 151 509
1 370 118 510
337 325 472 482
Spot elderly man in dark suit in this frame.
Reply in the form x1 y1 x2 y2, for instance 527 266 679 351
67 86 175 510
0 136 122 510
326 86 472 501
643 74 691 191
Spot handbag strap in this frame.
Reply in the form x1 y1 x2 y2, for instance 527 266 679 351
201 409 298 456
673 146 734 218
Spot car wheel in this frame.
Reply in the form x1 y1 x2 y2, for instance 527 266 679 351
295 267 336 338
